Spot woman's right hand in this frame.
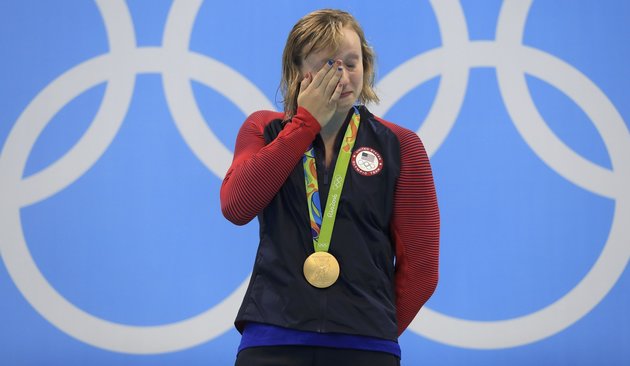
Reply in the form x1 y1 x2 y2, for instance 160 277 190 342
296 59 344 128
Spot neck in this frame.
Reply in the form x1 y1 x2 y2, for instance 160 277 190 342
320 108 353 142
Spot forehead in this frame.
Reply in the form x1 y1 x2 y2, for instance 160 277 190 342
302 27 362 65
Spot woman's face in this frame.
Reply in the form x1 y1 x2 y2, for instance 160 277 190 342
300 26 364 113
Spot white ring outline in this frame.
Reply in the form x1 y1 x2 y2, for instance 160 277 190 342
374 0 629 349
0 0 271 354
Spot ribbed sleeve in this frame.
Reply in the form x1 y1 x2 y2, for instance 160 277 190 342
220 107 321 225
378 119 440 336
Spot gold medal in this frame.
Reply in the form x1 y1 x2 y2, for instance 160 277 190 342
303 252 340 288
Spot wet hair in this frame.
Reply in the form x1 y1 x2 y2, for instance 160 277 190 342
280 9 378 119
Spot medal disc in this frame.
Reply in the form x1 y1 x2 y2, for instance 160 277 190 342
303 252 340 288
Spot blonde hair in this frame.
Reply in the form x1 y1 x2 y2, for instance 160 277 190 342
280 9 379 119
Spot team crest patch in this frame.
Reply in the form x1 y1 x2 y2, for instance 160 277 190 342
352 147 383 176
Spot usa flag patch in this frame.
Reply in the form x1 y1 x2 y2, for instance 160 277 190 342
351 147 383 176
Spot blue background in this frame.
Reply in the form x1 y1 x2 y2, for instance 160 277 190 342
1 0 628 365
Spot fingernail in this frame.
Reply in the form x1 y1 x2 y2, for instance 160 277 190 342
327 59 334 66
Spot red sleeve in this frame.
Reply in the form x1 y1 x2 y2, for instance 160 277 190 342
220 107 321 225
379 119 440 336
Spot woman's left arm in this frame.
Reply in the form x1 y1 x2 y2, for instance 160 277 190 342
388 127 440 336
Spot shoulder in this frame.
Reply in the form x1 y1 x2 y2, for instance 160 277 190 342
237 110 286 137
244 110 285 127
363 107 425 152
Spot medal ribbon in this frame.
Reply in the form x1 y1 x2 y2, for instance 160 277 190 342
303 107 360 252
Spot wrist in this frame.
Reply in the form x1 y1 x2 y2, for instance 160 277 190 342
294 106 323 133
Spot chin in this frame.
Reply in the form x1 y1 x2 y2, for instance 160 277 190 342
336 105 354 115
338 99 356 111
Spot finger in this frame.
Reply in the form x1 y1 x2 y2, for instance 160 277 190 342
313 61 338 95
311 59 335 88
323 66 343 98
300 72 312 92
329 82 344 104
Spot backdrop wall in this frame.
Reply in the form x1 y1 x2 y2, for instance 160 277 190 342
1 0 629 365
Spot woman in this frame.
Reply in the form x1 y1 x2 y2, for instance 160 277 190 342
221 9 439 366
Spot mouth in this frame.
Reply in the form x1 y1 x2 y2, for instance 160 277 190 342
340 91 353 99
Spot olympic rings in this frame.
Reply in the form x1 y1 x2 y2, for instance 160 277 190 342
0 0 628 354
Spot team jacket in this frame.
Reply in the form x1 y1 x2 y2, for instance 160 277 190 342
220 106 439 341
